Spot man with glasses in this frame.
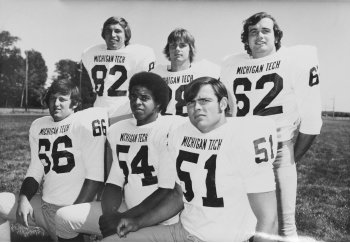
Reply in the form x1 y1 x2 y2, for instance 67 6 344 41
103 77 279 242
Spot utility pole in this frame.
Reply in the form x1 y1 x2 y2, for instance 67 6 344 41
25 51 29 112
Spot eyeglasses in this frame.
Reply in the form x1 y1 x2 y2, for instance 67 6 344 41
186 98 214 108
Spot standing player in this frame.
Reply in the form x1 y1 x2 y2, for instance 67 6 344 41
104 77 278 242
80 16 156 121
0 79 107 241
152 28 220 116
54 72 185 241
220 12 323 240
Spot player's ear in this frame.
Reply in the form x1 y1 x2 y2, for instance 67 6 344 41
219 97 228 113
70 101 79 111
156 103 161 112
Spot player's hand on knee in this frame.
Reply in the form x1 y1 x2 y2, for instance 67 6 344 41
99 213 121 238
116 217 139 238
16 197 34 227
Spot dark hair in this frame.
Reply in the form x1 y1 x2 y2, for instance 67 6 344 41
184 77 229 114
43 79 81 111
101 16 131 46
241 12 283 55
128 72 169 114
163 28 196 63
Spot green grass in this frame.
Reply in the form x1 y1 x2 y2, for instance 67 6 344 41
0 114 349 241
0 114 52 241
296 118 350 241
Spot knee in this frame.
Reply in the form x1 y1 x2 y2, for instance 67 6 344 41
55 207 76 237
0 192 16 221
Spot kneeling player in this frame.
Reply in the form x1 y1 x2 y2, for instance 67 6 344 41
0 79 107 241
55 72 185 241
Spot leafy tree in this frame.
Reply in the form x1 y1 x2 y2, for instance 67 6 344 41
0 31 20 57
53 59 95 109
53 59 81 84
0 31 48 108
0 31 24 107
26 50 48 108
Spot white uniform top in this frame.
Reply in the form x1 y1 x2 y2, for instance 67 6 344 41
220 45 322 141
168 117 277 241
152 59 220 116
82 43 156 117
106 115 186 225
26 107 108 206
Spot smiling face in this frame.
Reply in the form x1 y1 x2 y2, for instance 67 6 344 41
248 17 277 59
129 85 160 126
48 92 75 122
187 84 227 133
103 23 126 50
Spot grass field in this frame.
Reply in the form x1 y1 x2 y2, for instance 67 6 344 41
0 114 349 241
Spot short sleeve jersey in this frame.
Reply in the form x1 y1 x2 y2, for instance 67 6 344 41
106 115 186 224
26 107 108 206
220 45 322 141
81 43 156 117
168 117 277 241
152 59 220 116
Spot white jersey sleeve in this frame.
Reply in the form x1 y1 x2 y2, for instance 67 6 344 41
106 122 128 187
149 115 187 188
75 107 108 182
133 44 156 73
291 45 322 135
26 118 47 184
234 117 277 193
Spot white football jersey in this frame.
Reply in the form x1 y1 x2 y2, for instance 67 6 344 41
81 43 156 117
153 59 220 116
106 115 186 224
220 45 322 141
26 107 108 206
168 117 277 241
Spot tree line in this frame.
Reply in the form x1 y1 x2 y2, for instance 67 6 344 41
0 30 83 109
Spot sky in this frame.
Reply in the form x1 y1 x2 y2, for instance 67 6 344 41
0 0 349 112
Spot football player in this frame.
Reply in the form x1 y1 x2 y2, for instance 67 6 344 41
54 72 185 241
0 79 107 241
103 77 279 242
220 12 322 240
81 16 156 187
152 28 220 116
80 16 156 122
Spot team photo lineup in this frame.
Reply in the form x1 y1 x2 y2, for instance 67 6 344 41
0 11 323 242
